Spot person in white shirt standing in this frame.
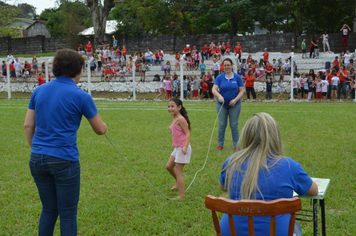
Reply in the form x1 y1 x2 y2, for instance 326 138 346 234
321 75 329 99
330 71 339 99
344 50 352 67
320 31 331 53
213 59 220 79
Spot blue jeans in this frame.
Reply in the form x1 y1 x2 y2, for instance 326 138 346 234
337 81 347 99
155 58 162 65
217 101 241 147
201 51 208 60
146 58 153 65
29 153 80 236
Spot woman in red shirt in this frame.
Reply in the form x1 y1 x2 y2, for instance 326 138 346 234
244 69 256 100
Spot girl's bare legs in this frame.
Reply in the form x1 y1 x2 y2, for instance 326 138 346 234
165 156 177 190
277 92 284 100
174 163 185 198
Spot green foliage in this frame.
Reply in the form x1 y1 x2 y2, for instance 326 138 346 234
0 5 22 38
42 1 92 39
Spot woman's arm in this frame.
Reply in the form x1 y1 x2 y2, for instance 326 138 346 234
88 113 107 135
219 182 226 191
305 181 318 196
24 109 36 148
212 84 224 103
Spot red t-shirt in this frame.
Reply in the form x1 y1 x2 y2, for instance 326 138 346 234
265 65 273 72
220 63 224 71
226 45 232 51
25 64 32 69
333 60 339 68
175 55 180 60
202 83 208 92
121 49 127 56
85 44 93 53
235 46 242 54
327 73 333 84
215 49 221 54
210 48 216 54
155 52 162 59
244 74 255 87
103 69 112 75
202 46 209 52
263 52 269 61
337 70 347 82
183 47 191 53
10 64 14 71
38 76 45 85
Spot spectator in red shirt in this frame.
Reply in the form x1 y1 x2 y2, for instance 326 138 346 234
154 50 163 65
201 44 209 60
234 42 242 62
85 41 93 59
225 42 232 55
264 61 274 80
183 45 191 59
38 72 45 85
121 45 127 61
214 47 222 60
244 69 256 100
326 69 333 99
331 56 339 71
202 81 209 99
337 65 348 99
263 48 269 65
10 61 15 82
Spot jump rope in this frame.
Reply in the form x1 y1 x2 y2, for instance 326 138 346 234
104 102 225 200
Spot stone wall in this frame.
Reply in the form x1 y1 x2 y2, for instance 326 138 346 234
0 81 292 94
1 32 355 55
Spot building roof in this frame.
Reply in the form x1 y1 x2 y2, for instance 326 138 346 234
25 20 46 29
9 18 36 30
78 20 119 35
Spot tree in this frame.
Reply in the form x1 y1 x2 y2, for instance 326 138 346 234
45 1 92 48
87 0 116 46
0 5 22 38
17 3 36 19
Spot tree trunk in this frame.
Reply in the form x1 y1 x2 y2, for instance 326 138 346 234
87 0 115 47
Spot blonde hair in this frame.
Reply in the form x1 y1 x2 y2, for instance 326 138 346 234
222 113 285 200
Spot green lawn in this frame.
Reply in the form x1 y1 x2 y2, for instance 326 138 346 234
0 100 355 235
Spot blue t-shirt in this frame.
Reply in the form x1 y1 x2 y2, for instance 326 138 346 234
172 80 179 91
237 69 245 78
214 72 244 106
308 81 313 92
219 156 313 236
199 64 206 73
113 40 118 47
28 76 98 162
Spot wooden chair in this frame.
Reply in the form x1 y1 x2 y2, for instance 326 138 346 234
205 195 302 236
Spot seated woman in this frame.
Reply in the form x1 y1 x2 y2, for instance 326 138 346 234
219 112 318 236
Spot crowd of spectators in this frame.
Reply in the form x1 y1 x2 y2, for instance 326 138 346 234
3 27 354 99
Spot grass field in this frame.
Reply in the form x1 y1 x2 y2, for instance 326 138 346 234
0 99 355 235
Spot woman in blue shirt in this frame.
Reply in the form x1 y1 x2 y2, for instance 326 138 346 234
219 113 318 236
212 58 244 151
24 49 107 235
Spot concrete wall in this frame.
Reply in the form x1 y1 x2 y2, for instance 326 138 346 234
0 32 355 55
0 81 292 94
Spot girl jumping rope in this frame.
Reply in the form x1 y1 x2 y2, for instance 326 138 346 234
165 98 191 199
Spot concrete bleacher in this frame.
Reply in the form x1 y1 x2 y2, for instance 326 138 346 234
8 51 338 84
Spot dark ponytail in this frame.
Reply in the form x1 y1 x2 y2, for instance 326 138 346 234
170 97 191 130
